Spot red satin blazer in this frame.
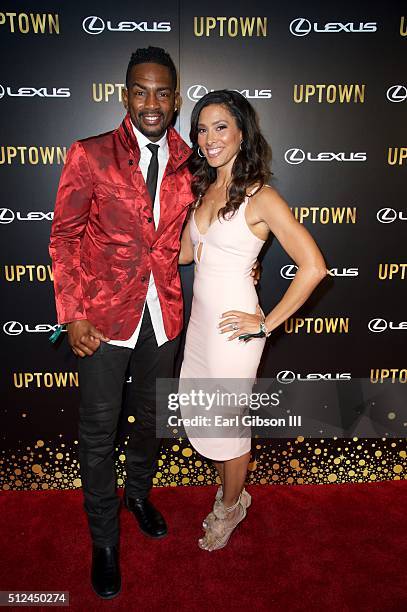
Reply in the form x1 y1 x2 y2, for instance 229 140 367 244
49 113 193 340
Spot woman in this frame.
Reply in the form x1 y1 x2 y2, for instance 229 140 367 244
178 90 327 551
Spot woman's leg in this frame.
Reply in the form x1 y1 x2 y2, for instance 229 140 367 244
199 451 251 550
222 451 250 507
213 461 225 487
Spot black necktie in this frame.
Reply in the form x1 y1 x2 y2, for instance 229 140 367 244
146 143 159 208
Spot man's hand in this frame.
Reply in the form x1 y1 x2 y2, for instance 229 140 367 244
67 320 110 357
250 260 261 285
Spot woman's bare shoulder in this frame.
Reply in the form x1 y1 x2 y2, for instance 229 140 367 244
248 184 289 213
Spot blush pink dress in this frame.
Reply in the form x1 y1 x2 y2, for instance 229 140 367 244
179 196 266 461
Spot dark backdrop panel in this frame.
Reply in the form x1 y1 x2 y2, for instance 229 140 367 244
1 0 406 490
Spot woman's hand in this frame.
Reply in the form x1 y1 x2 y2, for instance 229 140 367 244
218 304 263 341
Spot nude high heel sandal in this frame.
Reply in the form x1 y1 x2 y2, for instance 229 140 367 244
202 486 252 530
198 492 248 551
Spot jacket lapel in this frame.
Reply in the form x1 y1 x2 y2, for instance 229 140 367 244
117 115 192 240
154 126 192 238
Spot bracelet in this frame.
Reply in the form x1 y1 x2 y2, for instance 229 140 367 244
259 320 272 337
238 330 266 342
238 315 271 342
49 324 66 344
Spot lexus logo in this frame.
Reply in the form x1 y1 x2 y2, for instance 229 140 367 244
0 85 70 99
368 319 407 332
284 148 305 164
280 264 297 279
368 319 387 333
289 18 312 36
2 322 64 335
376 207 407 223
276 370 352 383
82 15 171 35
289 18 377 36
3 321 24 336
377 208 397 223
386 85 407 103
0 209 54 223
187 84 272 102
285 149 366 163
82 16 105 35
0 208 15 224
187 84 209 101
276 370 296 384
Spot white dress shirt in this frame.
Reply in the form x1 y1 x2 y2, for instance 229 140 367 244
108 125 169 348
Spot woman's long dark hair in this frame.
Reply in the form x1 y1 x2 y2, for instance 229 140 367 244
189 89 271 219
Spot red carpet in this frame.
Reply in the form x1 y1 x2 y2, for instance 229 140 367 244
1 482 407 611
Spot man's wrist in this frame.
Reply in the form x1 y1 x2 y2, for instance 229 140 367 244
66 319 87 326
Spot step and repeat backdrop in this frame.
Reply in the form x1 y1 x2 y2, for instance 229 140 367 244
1 1 406 491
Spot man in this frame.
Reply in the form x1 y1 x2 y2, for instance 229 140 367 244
49 47 193 599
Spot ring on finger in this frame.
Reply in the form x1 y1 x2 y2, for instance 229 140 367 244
232 323 239 331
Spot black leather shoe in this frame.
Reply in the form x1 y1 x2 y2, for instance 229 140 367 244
124 496 167 538
91 545 121 599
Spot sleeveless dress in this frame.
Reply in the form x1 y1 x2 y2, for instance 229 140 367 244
179 196 266 461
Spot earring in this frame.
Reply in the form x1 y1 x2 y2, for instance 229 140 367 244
198 147 205 158
239 140 244 151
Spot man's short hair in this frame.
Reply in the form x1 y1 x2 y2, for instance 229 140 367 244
126 47 177 89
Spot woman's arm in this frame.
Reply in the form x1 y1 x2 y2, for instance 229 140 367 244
255 186 327 333
219 187 327 339
179 218 195 265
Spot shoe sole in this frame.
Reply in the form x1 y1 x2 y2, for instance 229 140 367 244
91 584 121 600
137 525 168 539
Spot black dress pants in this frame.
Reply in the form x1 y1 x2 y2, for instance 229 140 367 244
77 306 179 547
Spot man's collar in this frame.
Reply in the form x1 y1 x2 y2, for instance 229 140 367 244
131 122 168 151
118 112 191 171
